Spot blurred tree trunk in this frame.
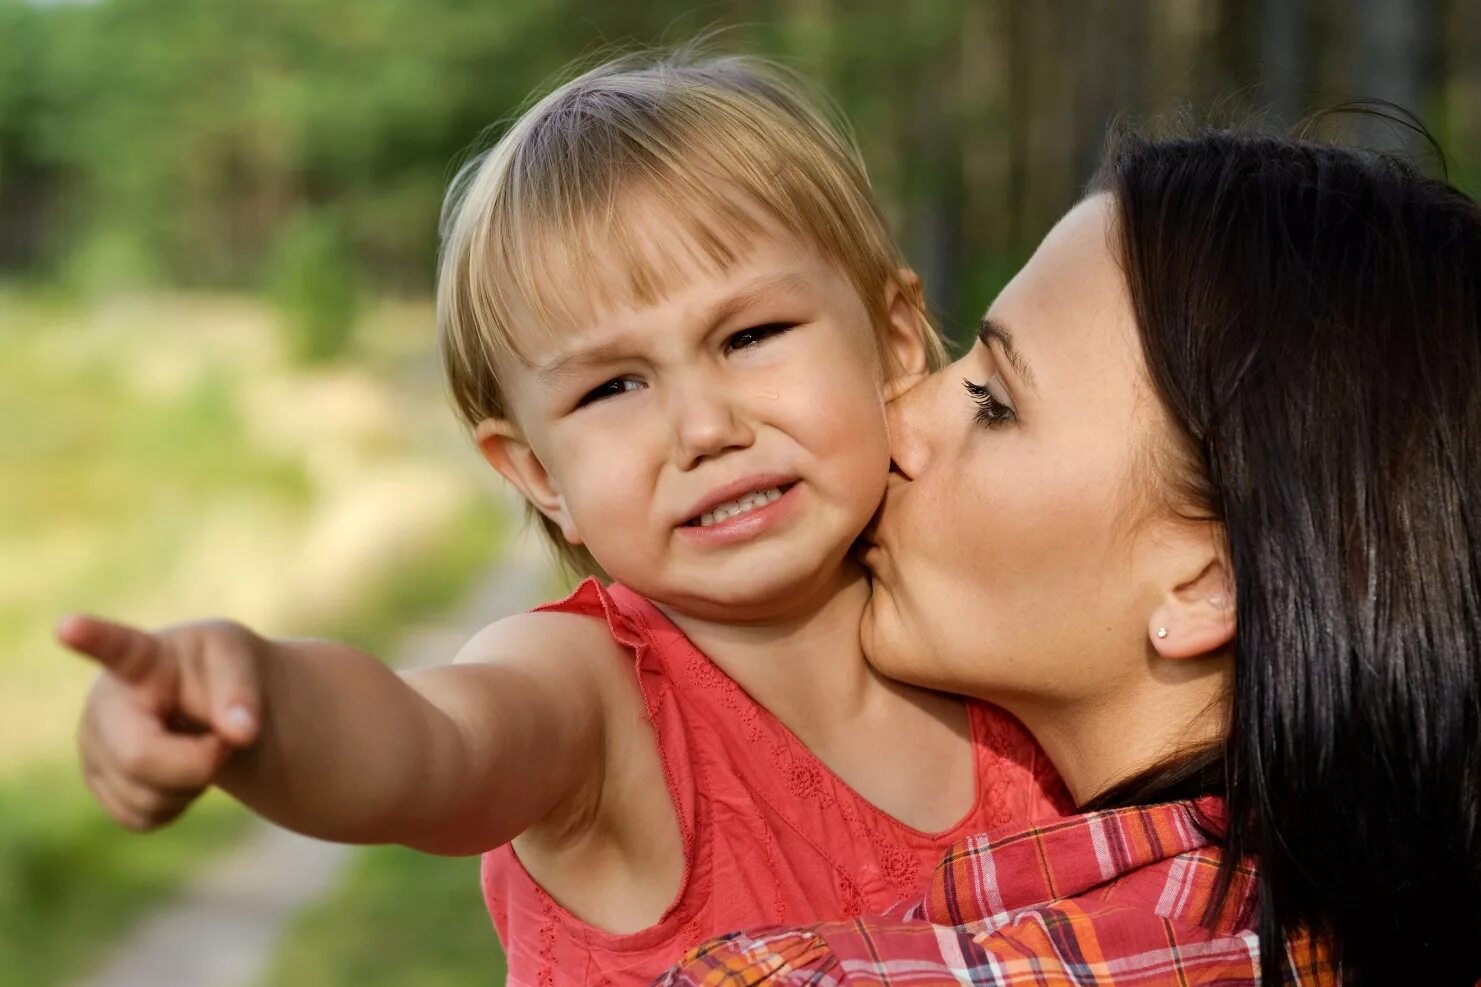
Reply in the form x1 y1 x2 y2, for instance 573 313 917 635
1072 0 1116 190
960 0 1009 256
1440 0 1481 191
0 165 55 272
1352 0 1436 151
1004 0 1030 251
905 2 966 328
1260 0 1309 123
1207 0 1257 104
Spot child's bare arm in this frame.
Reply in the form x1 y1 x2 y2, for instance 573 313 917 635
61 611 615 855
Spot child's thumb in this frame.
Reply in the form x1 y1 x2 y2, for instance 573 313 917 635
214 701 259 747
193 624 264 747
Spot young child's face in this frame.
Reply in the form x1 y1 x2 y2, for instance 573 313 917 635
486 219 911 621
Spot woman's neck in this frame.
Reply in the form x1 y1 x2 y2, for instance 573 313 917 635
1008 650 1233 808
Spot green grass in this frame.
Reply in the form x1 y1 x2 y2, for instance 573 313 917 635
262 847 506 986
0 773 253 986
321 499 505 656
0 505 503 987
0 289 510 986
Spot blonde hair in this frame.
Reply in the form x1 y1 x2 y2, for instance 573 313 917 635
438 47 947 575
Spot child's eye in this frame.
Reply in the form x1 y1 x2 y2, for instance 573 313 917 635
963 377 1016 428
576 377 643 408
725 322 796 353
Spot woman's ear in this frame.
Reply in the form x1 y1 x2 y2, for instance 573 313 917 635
474 418 582 545
881 268 931 396
1147 550 1235 660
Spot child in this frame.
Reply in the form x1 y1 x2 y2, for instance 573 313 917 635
61 51 1068 985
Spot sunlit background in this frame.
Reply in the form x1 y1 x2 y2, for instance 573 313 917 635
3 1 1477 984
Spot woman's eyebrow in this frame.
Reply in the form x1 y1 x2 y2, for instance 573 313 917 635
978 316 1035 388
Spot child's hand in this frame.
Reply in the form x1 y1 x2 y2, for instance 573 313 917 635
57 615 264 831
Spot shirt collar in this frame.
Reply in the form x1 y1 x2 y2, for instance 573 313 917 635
917 798 1229 928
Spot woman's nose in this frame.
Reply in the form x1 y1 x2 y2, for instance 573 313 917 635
886 370 939 482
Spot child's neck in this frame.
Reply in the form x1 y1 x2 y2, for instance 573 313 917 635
651 559 977 834
654 560 878 734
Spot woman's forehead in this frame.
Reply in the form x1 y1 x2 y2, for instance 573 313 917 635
988 197 1128 363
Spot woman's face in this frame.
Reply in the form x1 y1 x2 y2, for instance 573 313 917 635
862 195 1182 705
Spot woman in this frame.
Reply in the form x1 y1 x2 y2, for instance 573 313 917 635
664 127 1481 984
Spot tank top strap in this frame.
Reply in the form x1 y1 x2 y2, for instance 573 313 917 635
532 577 646 648
964 698 1077 826
598 584 779 754
532 577 700 852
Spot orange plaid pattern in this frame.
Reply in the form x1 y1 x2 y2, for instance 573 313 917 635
660 800 1333 985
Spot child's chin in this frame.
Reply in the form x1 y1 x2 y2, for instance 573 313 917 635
667 561 844 616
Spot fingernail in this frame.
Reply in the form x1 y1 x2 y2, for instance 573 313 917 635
223 705 257 736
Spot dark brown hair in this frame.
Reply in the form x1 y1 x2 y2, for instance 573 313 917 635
1088 123 1481 985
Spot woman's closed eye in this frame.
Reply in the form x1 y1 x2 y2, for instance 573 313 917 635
725 322 796 354
963 376 1016 427
576 376 644 409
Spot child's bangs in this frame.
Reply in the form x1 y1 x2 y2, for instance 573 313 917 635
532 197 761 348
485 145 839 364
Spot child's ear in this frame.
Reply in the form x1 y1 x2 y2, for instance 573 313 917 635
881 268 932 400
474 418 583 545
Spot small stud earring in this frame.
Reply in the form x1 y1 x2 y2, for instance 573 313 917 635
1156 626 1168 639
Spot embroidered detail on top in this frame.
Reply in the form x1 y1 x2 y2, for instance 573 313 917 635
535 888 558 987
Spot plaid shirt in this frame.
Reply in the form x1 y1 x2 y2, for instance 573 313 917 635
660 799 1332 985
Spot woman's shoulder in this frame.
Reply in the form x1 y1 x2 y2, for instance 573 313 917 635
656 891 1315 987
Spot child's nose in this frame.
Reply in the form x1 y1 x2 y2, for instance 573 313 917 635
672 383 754 468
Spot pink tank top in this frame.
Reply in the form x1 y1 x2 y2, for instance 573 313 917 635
481 579 1070 986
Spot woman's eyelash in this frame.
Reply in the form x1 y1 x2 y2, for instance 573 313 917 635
963 378 1016 428
726 322 796 352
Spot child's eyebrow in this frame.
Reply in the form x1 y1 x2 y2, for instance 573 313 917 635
535 272 813 385
535 340 636 385
702 272 812 330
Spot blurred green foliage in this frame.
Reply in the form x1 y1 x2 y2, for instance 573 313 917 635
266 213 362 364
263 846 505 987
6 0 1474 338
3 3 1480 984
0 777 252 987
0 290 507 986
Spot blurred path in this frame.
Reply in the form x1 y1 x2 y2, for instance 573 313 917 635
73 522 552 987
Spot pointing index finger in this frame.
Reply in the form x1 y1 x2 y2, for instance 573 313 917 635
57 614 165 686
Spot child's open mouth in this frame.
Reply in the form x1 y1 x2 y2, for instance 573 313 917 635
683 482 797 528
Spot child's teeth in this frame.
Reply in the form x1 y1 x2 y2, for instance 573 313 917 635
696 486 785 527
